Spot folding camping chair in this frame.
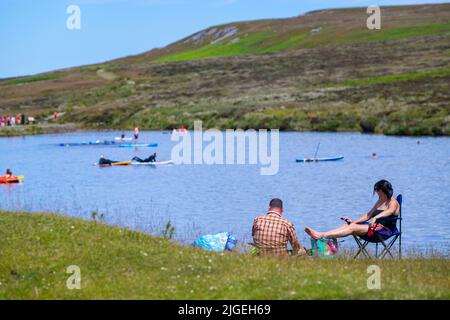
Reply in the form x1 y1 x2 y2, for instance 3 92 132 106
353 194 402 259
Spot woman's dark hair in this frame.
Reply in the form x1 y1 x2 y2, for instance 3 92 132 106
373 180 394 199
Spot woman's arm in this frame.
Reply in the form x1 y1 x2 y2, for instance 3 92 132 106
369 201 398 225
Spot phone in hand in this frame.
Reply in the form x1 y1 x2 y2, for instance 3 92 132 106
340 217 351 224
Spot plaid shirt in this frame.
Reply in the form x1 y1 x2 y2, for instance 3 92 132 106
252 211 300 255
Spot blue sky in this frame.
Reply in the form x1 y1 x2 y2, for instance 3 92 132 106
0 0 447 78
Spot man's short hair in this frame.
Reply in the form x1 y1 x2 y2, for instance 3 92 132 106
269 198 283 209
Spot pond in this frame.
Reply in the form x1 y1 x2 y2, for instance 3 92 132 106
1 131 449 254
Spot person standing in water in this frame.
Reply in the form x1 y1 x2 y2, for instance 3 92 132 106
134 127 139 141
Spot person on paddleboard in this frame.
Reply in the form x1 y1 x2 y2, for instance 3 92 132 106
98 156 118 166
304 180 400 241
132 153 157 163
134 127 139 140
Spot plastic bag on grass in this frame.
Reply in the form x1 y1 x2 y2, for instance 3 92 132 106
193 232 237 252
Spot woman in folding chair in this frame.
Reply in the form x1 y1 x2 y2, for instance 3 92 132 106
304 180 400 257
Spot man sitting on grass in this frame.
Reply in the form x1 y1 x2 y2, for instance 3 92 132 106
252 198 306 256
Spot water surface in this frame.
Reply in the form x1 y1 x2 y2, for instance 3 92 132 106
1 131 449 253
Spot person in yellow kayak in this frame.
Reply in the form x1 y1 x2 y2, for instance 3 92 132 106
98 156 118 166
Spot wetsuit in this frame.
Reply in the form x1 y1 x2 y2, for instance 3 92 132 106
132 154 156 163
99 158 117 165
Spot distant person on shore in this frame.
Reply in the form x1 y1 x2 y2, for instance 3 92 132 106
0 117 4 127
305 180 400 241
252 198 306 256
54 111 58 120
134 127 139 140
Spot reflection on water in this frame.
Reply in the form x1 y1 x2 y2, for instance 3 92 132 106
1 131 449 253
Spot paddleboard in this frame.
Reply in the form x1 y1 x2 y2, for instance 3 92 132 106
94 161 132 167
59 140 117 147
131 160 174 166
296 156 344 163
115 137 132 142
119 143 158 148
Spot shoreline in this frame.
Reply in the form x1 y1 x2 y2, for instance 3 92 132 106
0 123 78 137
0 210 448 299
1 209 447 258
1 123 449 138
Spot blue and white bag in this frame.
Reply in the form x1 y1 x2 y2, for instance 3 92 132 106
193 232 237 252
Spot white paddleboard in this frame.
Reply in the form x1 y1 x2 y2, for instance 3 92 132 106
115 137 133 141
131 160 174 166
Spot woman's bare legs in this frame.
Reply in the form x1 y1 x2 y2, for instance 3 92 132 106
305 223 369 240
305 224 348 239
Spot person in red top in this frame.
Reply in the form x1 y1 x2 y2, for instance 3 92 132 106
54 111 58 119
252 198 306 256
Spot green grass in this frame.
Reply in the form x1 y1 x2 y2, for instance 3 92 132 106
262 33 306 53
345 21 450 43
0 126 44 137
157 22 450 62
0 211 448 299
1 74 64 86
158 32 274 62
158 31 307 62
341 69 450 87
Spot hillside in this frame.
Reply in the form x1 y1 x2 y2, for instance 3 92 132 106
1 3 450 135
0 211 448 299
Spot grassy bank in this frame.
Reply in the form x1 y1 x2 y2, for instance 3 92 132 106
0 124 78 137
0 211 448 299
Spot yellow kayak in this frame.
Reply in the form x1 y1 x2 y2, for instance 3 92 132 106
95 161 131 167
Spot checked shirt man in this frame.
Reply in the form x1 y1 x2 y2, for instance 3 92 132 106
252 198 306 256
